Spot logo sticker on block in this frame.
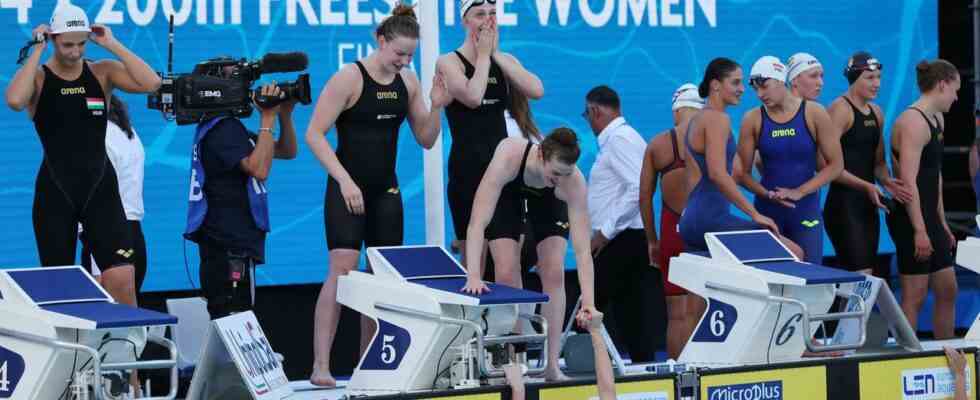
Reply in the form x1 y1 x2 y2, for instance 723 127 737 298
692 298 738 342
706 380 783 400
0 344 25 398
902 366 973 399
360 319 411 370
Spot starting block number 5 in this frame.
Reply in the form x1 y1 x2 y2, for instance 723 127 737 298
693 299 738 343
0 361 8 392
381 335 397 364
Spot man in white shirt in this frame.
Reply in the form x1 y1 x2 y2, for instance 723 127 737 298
584 85 660 362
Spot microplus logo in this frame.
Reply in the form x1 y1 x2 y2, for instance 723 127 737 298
707 381 783 400
902 367 973 400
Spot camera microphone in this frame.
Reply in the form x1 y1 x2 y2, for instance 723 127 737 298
259 52 309 74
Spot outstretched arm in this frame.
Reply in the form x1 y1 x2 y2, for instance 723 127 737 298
462 141 520 293
559 171 598 319
589 311 616 400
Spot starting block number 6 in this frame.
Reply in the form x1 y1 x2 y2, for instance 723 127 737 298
710 310 727 336
693 299 738 343
0 361 8 392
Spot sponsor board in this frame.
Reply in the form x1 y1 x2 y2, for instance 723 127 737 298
700 366 826 400
859 354 976 400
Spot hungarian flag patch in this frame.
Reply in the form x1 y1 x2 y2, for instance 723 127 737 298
86 98 105 110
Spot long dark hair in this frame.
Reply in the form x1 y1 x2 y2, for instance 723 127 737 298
507 89 543 142
698 57 740 98
108 96 134 139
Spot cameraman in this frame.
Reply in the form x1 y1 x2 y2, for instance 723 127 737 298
5 4 160 307
185 79 298 319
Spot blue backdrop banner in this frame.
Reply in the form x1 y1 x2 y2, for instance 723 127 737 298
0 1 937 291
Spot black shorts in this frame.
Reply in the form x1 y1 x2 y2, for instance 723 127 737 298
447 178 522 241
82 220 147 292
522 187 569 241
885 204 953 275
33 161 134 270
325 178 404 251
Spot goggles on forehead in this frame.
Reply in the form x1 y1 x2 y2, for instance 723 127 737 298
845 59 884 75
461 0 496 16
749 75 772 88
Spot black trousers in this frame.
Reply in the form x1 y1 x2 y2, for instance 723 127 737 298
594 228 660 363
197 237 256 319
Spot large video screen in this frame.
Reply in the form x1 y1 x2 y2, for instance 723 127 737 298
0 1 937 291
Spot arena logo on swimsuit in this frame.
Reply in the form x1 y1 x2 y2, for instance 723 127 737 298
376 91 398 100
770 128 796 138
706 380 782 400
901 366 973 399
60 87 85 96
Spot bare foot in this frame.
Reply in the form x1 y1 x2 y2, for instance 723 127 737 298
543 368 570 382
310 366 337 387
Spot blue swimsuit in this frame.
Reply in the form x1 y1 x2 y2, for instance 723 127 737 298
678 115 762 250
755 101 823 264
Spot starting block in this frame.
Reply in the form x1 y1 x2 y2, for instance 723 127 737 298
0 266 178 399
669 230 869 366
337 245 550 397
954 215 980 341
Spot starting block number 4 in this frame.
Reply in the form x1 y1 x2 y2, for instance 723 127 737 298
693 299 738 343
0 361 8 392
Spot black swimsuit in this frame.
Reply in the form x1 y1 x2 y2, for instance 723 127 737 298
32 62 133 269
